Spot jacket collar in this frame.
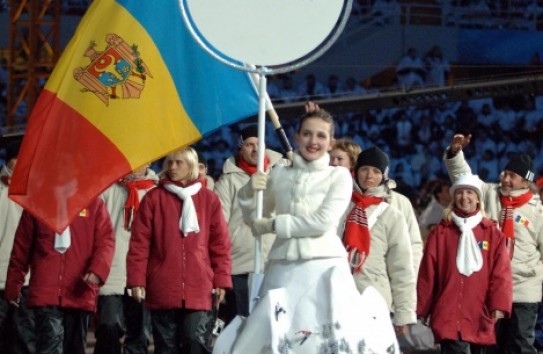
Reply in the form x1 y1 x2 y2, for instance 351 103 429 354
292 151 330 172
499 187 531 198
353 179 388 198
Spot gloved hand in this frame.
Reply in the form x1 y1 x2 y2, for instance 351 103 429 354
251 171 268 193
251 217 274 236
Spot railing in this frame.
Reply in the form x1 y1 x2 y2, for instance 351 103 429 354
345 1 543 39
0 0 91 15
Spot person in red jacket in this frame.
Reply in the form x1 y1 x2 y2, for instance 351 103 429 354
4 197 115 354
417 173 513 354
126 146 232 354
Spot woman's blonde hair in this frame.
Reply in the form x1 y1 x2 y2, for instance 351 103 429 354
332 138 362 169
163 146 200 182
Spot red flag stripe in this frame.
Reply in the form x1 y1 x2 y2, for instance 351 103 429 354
10 90 131 231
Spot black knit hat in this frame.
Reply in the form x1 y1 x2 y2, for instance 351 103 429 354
5 140 22 163
238 124 259 148
355 146 390 180
504 153 535 182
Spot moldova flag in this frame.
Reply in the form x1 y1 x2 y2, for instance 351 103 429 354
9 0 259 232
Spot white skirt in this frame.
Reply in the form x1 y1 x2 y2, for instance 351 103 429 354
213 257 400 354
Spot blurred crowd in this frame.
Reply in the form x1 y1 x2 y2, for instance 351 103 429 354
195 92 543 209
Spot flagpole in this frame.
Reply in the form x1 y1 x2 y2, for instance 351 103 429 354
254 71 267 275
249 70 293 161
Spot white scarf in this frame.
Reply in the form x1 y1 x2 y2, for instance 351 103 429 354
54 227 71 253
163 182 202 235
451 211 483 276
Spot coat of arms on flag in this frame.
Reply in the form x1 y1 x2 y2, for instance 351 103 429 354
73 33 152 106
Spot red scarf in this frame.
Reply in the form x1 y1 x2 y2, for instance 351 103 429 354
499 190 532 258
237 155 270 175
343 192 384 273
198 174 207 189
0 175 9 187
121 179 156 230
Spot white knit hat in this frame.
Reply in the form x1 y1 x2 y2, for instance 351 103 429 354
450 173 482 201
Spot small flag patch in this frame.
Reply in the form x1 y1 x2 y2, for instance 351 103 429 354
515 215 529 227
478 240 489 250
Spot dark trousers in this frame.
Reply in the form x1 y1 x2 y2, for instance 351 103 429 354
0 287 36 354
34 306 92 354
232 274 249 317
534 302 543 350
123 292 151 354
151 309 209 354
94 295 124 354
441 339 486 354
219 274 249 324
94 293 151 354
495 302 539 354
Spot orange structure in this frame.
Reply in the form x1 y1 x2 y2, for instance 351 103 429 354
6 0 60 132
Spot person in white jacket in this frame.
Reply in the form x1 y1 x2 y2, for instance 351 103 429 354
213 106 399 354
214 124 288 322
95 165 158 354
330 139 423 277
0 140 35 353
339 146 417 335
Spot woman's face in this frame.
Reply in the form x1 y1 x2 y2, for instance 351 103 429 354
454 187 479 214
356 166 383 190
330 148 352 170
166 151 191 184
295 117 333 161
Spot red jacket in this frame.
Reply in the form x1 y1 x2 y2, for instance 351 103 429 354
126 180 232 310
417 217 513 345
5 198 115 312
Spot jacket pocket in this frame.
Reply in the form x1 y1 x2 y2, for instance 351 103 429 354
478 306 494 337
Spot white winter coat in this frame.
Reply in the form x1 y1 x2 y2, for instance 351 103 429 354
214 149 287 274
239 152 352 261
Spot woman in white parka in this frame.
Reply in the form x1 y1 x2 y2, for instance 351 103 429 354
339 146 417 335
213 107 400 354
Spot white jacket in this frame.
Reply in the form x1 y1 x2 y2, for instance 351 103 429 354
239 152 352 261
214 149 287 274
99 169 158 295
387 184 423 276
0 165 24 289
338 184 417 326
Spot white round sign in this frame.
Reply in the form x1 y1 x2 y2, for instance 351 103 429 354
180 0 351 73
